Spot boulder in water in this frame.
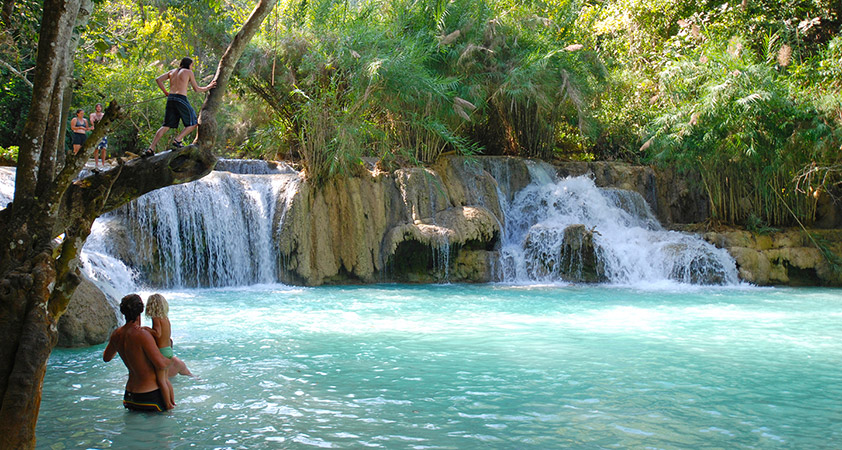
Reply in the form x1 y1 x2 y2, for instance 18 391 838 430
559 224 606 283
57 273 118 347
522 224 606 283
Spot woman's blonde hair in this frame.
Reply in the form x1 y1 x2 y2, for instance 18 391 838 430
145 293 169 318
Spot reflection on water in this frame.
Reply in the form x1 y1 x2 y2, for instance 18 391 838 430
38 285 842 448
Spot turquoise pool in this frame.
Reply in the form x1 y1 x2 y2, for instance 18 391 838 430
37 284 842 448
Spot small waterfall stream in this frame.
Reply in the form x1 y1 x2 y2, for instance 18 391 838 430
497 161 738 285
87 162 300 288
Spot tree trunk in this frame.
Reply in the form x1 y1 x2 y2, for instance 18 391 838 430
196 0 275 150
0 1 275 448
37 0 92 196
1 0 14 29
13 0 81 206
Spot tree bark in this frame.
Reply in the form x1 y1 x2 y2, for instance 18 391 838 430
1 0 14 29
13 0 81 206
0 1 275 448
37 0 93 194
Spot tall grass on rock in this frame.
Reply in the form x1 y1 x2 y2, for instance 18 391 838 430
645 35 841 227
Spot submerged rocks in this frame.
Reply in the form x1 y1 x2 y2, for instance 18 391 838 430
57 273 118 347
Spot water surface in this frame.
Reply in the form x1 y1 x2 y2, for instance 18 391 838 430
38 284 842 448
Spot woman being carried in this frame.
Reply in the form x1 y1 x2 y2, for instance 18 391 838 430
145 294 192 410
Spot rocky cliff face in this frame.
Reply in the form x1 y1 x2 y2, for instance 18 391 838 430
81 156 840 287
275 156 722 285
276 157 503 285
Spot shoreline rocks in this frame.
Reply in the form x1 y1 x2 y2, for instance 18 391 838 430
703 228 842 286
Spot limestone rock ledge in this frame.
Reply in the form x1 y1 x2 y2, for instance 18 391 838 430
704 229 842 286
277 157 504 285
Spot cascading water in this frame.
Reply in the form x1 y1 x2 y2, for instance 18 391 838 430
498 161 739 285
87 166 300 288
79 218 140 320
0 167 14 208
3 158 737 288
214 158 298 175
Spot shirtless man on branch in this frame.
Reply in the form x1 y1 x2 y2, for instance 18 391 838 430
103 294 174 411
144 57 217 157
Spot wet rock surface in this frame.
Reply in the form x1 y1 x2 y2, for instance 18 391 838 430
56 273 118 347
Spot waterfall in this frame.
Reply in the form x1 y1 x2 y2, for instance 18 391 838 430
215 158 297 175
497 161 739 285
89 168 300 288
80 218 139 320
0 167 14 209
1 159 739 288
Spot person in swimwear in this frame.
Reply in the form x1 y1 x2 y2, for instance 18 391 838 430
89 103 107 169
103 294 173 412
144 57 217 157
145 293 193 409
70 109 92 155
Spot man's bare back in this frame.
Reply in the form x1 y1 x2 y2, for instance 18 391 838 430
104 324 162 393
104 294 172 410
164 68 196 96
156 62 215 97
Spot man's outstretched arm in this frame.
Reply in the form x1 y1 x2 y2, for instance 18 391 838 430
103 330 119 362
189 70 217 93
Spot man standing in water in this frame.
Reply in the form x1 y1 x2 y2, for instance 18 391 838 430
144 57 217 156
103 294 174 411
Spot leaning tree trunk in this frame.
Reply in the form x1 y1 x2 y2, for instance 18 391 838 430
195 0 275 150
0 1 274 448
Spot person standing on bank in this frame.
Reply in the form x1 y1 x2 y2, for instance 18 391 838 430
103 294 174 412
70 109 92 155
144 57 217 157
89 103 108 169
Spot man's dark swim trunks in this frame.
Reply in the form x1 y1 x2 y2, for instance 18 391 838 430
163 93 197 128
123 389 166 412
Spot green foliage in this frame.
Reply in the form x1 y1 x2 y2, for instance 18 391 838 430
0 146 19 163
2 0 840 215
0 75 32 148
644 33 840 226
0 0 43 147
233 0 604 184
745 213 779 235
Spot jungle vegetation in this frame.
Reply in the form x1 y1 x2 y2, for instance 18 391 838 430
1 0 840 227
